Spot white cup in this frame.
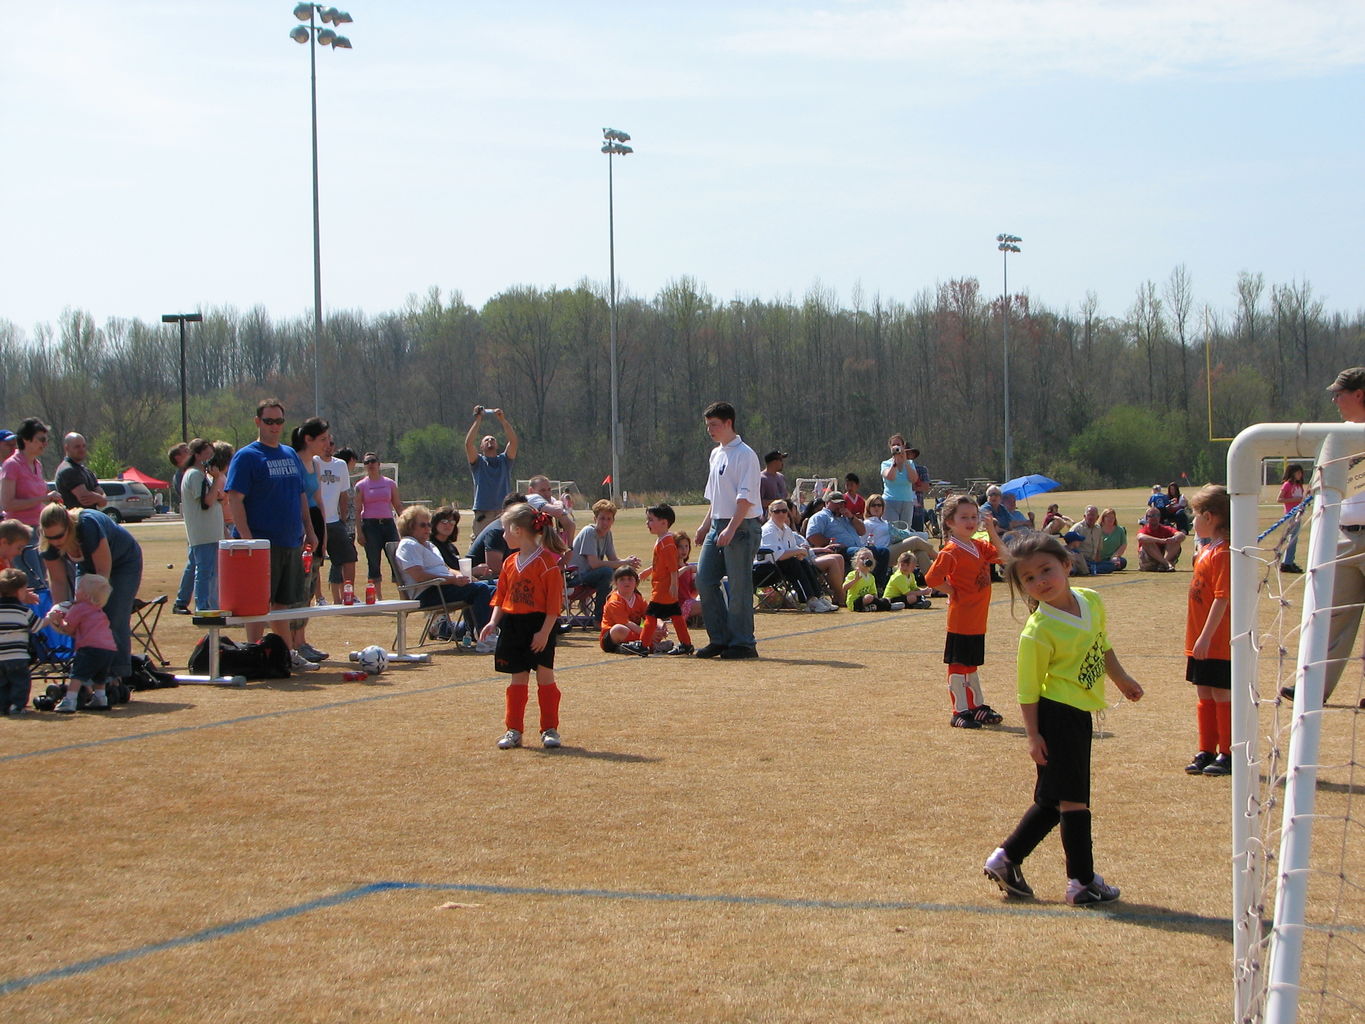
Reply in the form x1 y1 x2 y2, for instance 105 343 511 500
459 557 473 578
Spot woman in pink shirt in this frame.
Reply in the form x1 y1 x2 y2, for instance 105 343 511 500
354 452 403 598
1278 464 1307 574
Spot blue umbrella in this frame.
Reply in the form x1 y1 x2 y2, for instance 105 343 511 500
999 474 1061 500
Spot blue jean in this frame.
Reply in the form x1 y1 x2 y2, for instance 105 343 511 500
176 547 195 609
573 565 614 623
189 542 219 611
419 579 495 630
1 661 31 713
697 516 761 649
87 548 142 681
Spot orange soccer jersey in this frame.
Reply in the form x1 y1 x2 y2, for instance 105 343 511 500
492 547 564 617
599 590 647 640
649 534 679 604
924 537 1000 636
1185 540 1230 660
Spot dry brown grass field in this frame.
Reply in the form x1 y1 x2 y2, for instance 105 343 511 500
2 489 1361 1023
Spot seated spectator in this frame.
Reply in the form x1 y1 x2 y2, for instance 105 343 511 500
430 506 463 569
979 485 1029 537
1146 484 1168 515
1091 508 1129 574
1137 505 1186 571
393 505 496 647
843 473 866 517
759 498 837 612
1041 503 1073 535
675 532 701 625
1066 505 1103 576
466 493 525 580
1162 482 1191 533
806 491 881 580
862 496 936 581
599 565 650 654
568 499 640 626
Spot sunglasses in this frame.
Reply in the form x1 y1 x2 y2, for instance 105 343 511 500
43 528 67 542
771 508 788 515
259 417 285 426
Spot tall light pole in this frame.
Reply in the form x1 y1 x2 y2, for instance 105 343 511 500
996 233 1022 482
601 128 632 506
290 3 353 417
162 312 203 442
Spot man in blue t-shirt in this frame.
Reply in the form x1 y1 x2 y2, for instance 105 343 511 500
225 399 316 643
464 405 519 532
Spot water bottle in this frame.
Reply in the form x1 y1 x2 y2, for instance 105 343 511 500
365 581 377 605
302 546 313 575
342 581 355 605
342 671 368 682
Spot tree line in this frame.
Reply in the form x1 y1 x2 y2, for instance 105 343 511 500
1 267 1360 505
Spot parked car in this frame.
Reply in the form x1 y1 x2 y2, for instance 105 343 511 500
98 480 156 523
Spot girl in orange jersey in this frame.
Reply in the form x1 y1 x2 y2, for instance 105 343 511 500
480 502 570 750
924 494 1007 729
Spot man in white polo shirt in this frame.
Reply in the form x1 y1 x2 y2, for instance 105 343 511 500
1317 367 1365 702
692 401 763 660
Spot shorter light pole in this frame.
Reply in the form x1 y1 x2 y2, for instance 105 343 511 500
601 127 632 506
162 312 203 442
996 233 1021 481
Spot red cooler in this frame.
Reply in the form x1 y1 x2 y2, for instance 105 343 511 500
218 539 271 616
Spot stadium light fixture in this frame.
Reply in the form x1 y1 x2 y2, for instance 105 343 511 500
601 127 633 506
996 233 1022 481
162 312 203 443
287 2 356 417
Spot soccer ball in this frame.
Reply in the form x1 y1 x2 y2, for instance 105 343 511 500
357 645 389 675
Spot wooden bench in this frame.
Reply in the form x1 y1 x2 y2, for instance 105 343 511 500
178 600 423 686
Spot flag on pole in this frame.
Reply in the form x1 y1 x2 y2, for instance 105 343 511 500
602 474 612 485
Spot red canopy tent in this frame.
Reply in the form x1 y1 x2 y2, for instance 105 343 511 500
121 466 170 489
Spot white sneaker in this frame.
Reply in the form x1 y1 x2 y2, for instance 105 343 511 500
290 649 320 672
806 597 825 612
88 690 108 709
497 729 522 750
541 728 561 748
56 695 78 714
1065 873 1120 906
473 637 497 654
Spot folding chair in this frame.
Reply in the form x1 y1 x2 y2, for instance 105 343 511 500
752 549 802 611
384 542 473 648
131 594 170 666
30 589 74 688
560 572 601 631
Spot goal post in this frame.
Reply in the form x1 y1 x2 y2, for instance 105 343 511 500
1228 421 1365 1024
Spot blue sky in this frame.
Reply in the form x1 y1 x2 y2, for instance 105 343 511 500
2 0 1361 333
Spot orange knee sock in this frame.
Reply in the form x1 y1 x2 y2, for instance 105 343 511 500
538 682 561 731
1215 699 1232 755
671 615 691 646
505 683 529 732
640 617 659 647
1196 698 1218 753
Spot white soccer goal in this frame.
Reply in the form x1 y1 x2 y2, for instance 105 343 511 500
1229 421 1365 1023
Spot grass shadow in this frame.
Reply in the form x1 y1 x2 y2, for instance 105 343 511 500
759 657 865 669
1085 900 1232 941
112 699 196 717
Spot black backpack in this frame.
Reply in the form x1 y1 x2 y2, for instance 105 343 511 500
188 633 292 679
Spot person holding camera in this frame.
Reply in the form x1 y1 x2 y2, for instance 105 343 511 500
880 433 920 526
465 405 520 532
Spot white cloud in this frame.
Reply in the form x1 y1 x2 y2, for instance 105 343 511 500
723 0 1365 78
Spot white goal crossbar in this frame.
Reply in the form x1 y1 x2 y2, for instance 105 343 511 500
1229 421 1365 1024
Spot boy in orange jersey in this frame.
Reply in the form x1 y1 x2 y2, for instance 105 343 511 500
924 494 1006 728
600 565 648 654
635 503 694 657
1183 485 1233 777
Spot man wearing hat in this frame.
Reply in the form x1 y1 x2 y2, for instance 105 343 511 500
880 433 921 526
759 450 789 519
805 490 886 583
1311 367 1365 702
0 431 16 466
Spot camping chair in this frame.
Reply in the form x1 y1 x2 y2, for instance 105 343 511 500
384 542 474 648
131 594 170 666
752 549 803 612
560 566 601 631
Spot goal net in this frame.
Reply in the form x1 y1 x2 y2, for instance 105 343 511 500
1230 422 1365 1023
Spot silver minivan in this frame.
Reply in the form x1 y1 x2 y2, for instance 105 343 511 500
97 480 156 523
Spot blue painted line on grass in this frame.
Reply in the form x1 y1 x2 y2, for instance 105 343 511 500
4 575 1153 764
0 878 1240 996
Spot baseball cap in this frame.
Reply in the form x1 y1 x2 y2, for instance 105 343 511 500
1327 367 1365 393
763 449 788 463
0 430 15 442
824 491 846 504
